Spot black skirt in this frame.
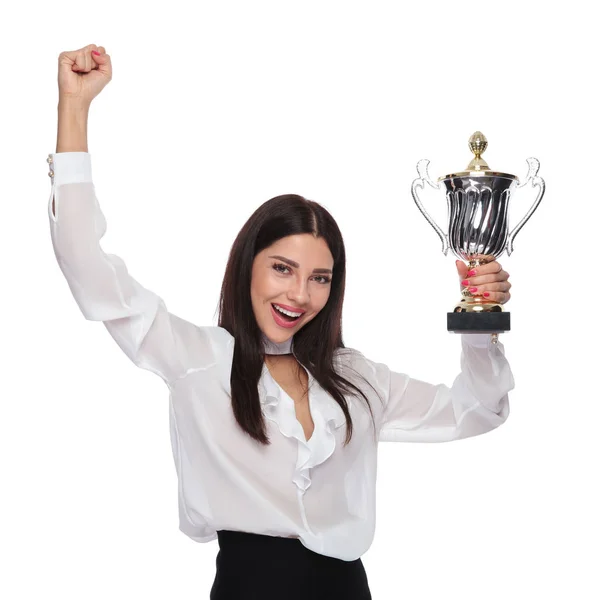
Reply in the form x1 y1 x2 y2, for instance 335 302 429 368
210 530 372 599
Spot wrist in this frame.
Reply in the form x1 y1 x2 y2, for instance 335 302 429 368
58 95 91 110
56 103 89 153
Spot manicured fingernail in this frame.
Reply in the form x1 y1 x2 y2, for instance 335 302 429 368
461 279 469 286
484 292 490 297
469 287 478 293
92 51 101 56
467 269 477 277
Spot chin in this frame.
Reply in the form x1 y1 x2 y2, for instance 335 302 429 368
264 328 294 343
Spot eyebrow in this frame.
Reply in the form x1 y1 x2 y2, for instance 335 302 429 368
268 255 333 274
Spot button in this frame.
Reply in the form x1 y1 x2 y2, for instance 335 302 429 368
46 155 53 164
48 171 54 177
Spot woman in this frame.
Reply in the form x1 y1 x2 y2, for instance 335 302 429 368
48 44 514 600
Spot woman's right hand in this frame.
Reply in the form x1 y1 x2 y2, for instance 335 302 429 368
58 44 112 106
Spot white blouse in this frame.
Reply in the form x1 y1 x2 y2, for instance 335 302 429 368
47 152 515 562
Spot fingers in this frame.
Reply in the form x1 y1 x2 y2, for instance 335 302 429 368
460 260 508 285
458 260 512 304
455 260 469 280
91 48 112 75
471 281 512 293
461 270 509 287
477 290 511 304
465 260 504 278
72 52 86 71
89 46 113 84
463 280 512 304
62 44 99 72
84 50 92 73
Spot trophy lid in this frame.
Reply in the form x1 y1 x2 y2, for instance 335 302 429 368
438 132 519 182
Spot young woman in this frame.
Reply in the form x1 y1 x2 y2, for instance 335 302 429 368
48 45 514 600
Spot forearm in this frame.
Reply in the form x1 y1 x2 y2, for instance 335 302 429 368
56 100 90 153
377 335 514 443
457 335 514 415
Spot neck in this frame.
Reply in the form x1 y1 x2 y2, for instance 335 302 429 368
262 333 293 355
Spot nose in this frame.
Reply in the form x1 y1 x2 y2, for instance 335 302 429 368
287 276 310 307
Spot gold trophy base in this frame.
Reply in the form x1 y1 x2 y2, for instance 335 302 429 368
453 296 504 314
447 297 510 335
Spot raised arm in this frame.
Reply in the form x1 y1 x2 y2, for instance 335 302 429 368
343 260 515 442
49 45 221 385
366 334 514 443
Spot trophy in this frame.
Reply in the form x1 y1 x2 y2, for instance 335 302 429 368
411 132 545 339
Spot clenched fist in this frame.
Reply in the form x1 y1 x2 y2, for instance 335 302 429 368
455 259 512 305
58 44 112 106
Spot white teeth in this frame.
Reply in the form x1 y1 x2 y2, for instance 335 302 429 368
273 304 302 318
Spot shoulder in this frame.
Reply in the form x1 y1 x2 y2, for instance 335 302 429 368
333 346 363 368
334 346 390 385
332 347 391 417
334 345 381 368
171 321 234 371
198 325 234 359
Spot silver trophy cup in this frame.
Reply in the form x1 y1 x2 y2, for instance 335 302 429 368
411 132 545 336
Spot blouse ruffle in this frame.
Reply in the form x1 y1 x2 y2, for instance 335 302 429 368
259 363 346 494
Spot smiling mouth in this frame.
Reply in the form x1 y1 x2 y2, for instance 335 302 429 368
271 303 304 323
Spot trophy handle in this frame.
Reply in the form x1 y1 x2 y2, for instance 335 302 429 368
507 157 545 256
411 159 449 255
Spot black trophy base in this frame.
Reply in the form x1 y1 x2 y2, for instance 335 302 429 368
447 311 510 334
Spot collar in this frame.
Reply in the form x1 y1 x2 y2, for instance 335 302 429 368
262 333 293 355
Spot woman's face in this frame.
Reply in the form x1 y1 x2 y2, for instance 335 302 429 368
251 234 334 344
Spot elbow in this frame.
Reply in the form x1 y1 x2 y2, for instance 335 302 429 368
54 248 144 323
482 394 510 434
451 395 510 442
493 394 511 431
60 268 139 323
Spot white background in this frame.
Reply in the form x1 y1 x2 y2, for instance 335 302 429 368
2 1 599 598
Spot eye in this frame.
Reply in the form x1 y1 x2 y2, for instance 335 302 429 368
272 262 331 284
272 262 291 274
312 275 331 284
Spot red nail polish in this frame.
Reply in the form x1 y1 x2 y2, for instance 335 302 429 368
484 292 490 297
469 287 478 293
461 279 469 286
92 51 100 56
467 269 477 277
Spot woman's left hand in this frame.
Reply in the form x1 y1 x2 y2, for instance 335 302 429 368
455 260 512 305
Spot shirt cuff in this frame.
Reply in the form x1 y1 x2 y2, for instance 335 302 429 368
48 152 92 186
461 333 493 348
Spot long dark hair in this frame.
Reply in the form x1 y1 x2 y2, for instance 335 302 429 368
218 194 377 446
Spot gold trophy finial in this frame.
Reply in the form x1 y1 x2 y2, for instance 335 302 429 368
466 131 490 171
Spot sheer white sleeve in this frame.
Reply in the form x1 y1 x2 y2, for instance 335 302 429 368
48 152 218 385
368 334 514 443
